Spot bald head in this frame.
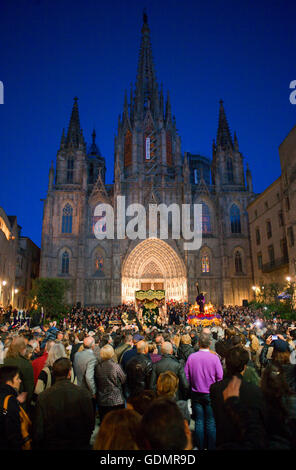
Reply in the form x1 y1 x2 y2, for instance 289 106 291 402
161 342 173 355
83 336 95 349
136 340 148 354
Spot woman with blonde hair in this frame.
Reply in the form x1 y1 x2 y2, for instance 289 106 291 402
93 409 141 450
4 336 34 410
156 371 190 423
95 344 126 422
177 334 195 365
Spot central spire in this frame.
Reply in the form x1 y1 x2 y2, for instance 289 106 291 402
134 12 159 118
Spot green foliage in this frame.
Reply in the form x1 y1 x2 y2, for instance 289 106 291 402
248 300 296 320
29 278 70 320
249 281 296 319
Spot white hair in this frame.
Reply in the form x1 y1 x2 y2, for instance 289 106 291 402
46 343 66 367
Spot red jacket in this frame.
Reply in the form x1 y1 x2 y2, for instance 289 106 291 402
32 352 48 385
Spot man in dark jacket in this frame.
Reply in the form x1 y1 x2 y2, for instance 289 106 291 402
121 333 144 370
125 340 153 397
0 366 23 450
150 342 189 400
70 331 85 364
33 357 95 450
210 345 265 449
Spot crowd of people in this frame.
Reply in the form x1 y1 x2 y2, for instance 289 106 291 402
0 301 296 450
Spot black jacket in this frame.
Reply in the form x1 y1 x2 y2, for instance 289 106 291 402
263 394 296 449
220 396 267 449
33 378 95 450
177 343 195 365
0 384 23 450
260 345 296 392
150 354 189 400
125 353 153 397
210 374 265 449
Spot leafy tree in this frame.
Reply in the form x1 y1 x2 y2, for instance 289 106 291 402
29 278 70 321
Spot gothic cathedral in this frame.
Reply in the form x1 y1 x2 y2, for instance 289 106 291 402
40 15 254 307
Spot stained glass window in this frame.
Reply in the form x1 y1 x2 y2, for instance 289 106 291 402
62 204 73 233
144 124 155 162
201 255 210 273
230 204 241 233
95 254 104 272
61 251 69 274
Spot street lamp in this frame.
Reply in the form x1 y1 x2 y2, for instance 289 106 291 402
286 276 291 282
14 289 18 294
2 280 7 286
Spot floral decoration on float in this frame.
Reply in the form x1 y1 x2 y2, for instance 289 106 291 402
187 302 222 327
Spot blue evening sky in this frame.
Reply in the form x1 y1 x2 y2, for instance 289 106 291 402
0 0 295 246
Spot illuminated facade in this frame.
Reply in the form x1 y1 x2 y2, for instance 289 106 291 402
40 15 254 307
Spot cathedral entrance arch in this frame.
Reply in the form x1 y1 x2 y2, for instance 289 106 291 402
121 238 187 303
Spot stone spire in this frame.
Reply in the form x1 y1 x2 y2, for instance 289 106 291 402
216 100 233 150
65 97 84 148
134 12 159 119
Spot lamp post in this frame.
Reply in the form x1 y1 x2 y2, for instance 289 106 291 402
252 285 260 301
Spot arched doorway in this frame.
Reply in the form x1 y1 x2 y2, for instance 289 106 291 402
121 238 187 303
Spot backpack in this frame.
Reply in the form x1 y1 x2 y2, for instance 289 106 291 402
2 395 32 450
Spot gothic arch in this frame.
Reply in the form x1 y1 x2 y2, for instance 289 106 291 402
57 246 72 275
91 244 107 277
232 246 245 274
121 238 187 302
229 203 242 234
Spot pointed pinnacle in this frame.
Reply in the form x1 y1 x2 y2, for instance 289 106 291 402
216 100 233 149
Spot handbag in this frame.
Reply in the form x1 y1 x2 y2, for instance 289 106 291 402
3 395 32 450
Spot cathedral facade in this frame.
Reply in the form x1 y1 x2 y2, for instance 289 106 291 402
40 16 254 307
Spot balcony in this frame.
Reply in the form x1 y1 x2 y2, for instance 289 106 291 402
262 256 289 273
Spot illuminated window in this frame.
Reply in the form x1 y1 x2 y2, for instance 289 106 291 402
145 137 151 160
62 204 73 233
201 255 210 273
95 254 104 273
